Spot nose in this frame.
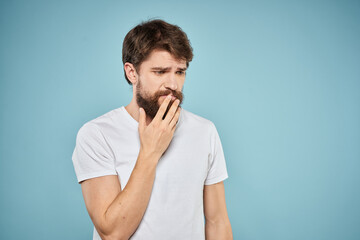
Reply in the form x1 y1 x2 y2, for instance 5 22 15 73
164 73 178 90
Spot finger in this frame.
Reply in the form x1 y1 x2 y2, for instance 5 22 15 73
170 109 180 131
163 98 180 125
138 107 146 131
153 94 172 123
169 107 181 130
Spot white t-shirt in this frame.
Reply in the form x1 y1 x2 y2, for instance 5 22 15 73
72 106 228 240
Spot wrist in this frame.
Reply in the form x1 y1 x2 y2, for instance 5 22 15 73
138 149 161 164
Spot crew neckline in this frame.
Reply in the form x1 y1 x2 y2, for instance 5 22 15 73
120 106 184 129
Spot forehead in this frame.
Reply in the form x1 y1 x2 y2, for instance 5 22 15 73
140 49 187 69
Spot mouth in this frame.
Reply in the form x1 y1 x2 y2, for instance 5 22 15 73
161 95 176 100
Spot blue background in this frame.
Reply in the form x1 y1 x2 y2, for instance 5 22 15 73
1 0 359 239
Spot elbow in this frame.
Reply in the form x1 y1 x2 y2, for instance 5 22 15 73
95 216 132 240
95 214 136 240
102 236 127 240
99 231 129 240
96 224 130 240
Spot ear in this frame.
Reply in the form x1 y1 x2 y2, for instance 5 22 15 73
124 62 138 85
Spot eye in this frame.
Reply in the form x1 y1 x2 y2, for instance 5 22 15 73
176 71 185 75
155 71 166 75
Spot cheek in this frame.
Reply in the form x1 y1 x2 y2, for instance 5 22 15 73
178 78 185 88
178 83 185 92
140 74 159 88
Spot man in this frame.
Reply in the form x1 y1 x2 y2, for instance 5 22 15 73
72 19 232 240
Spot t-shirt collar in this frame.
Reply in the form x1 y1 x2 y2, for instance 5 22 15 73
121 106 184 130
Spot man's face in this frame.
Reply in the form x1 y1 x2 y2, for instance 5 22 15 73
135 49 187 119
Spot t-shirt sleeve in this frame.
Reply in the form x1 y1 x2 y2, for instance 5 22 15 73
72 122 117 183
204 122 229 185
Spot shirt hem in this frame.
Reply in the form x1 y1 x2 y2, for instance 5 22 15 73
204 174 228 185
77 171 118 183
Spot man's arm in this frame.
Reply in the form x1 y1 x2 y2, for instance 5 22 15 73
204 181 233 240
80 95 181 240
81 152 158 240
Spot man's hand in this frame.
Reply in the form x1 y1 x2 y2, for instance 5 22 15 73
138 94 181 159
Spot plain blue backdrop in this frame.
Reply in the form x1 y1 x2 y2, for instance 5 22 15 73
1 0 359 239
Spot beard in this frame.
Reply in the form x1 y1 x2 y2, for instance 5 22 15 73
136 78 184 120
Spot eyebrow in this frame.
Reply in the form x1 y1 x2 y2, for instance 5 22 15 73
151 67 187 71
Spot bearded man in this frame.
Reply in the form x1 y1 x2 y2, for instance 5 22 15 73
72 19 233 240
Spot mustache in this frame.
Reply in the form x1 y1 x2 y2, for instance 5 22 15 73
155 90 183 99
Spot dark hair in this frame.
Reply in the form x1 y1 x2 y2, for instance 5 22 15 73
122 19 193 85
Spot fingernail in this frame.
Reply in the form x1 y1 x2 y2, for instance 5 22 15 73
167 95 172 99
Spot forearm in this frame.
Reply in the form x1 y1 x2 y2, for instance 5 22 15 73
99 150 159 239
205 220 233 240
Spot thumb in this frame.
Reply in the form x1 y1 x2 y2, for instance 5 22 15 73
138 107 146 131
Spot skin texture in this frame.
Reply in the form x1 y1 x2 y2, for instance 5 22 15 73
124 49 186 125
136 78 183 120
80 49 233 239
204 182 233 240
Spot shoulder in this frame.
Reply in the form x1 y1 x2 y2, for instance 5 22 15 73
88 107 123 127
181 108 216 132
76 107 123 138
